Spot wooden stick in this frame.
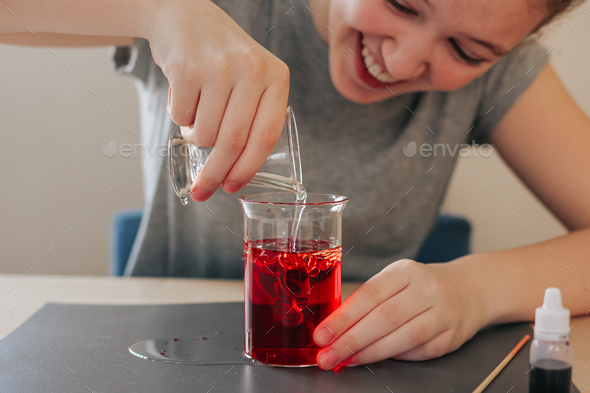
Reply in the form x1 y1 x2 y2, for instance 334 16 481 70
472 334 531 393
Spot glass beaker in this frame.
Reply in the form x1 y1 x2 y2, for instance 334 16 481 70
239 193 348 367
168 106 305 205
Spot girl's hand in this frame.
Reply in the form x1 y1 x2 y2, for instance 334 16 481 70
142 0 290 201
313 259 488 369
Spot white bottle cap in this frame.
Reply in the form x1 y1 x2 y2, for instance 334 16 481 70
534 288 570 342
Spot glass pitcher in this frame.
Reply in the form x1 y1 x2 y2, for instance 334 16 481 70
168 106 305 205
240 193 348 366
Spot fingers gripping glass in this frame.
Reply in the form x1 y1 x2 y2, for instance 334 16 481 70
168 106 305 205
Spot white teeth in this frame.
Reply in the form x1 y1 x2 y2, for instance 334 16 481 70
369 64 381 75
379 73 392 82
381 74 394 82
361 41 395 84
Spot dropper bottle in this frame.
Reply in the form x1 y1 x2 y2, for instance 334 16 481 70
529 287 573 393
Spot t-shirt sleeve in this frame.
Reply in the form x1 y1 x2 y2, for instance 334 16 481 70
109 37 167 89
469 39 550 145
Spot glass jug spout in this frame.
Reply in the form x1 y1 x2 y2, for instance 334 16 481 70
168 106 304 205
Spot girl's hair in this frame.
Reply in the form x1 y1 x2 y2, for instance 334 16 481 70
530 0 586 35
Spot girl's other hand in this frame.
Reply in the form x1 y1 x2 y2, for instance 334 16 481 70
313 259 489 369
142 0 290 201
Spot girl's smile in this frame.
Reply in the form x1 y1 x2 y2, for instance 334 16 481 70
309 0 546 103
355 32 408 89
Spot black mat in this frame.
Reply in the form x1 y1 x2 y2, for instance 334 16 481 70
0 302 580 392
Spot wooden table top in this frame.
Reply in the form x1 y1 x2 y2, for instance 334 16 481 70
1 274 587 391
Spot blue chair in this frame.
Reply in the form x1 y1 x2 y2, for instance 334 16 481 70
110 210 471 276
110 208 143 276
415 214 471 263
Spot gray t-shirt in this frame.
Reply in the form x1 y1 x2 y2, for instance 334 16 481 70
112 0 549 281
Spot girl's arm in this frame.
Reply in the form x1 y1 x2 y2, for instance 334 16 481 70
0 0 150 37
465 62 590 324
0 33 134 47
490 64 590 232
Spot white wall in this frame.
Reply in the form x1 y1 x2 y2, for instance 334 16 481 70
0 4 588 275
0 46 143 275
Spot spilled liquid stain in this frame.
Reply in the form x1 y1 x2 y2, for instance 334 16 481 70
129 333 258 366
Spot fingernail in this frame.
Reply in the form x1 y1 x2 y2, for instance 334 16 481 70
223 181 243 194
314 326 334 346
190 188 212 202
318 350 338 370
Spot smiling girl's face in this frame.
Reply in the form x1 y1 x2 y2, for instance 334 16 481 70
318 0 546 103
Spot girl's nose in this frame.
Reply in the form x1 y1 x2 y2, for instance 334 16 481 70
381 36 428 81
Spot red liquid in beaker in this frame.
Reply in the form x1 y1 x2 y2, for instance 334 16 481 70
244 239 342 366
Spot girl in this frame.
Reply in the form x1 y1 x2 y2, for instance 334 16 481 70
1 0 588 370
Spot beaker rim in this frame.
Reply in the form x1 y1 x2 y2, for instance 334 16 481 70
239 193 348 206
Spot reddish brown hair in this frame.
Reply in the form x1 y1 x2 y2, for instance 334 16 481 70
530 0 587 34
